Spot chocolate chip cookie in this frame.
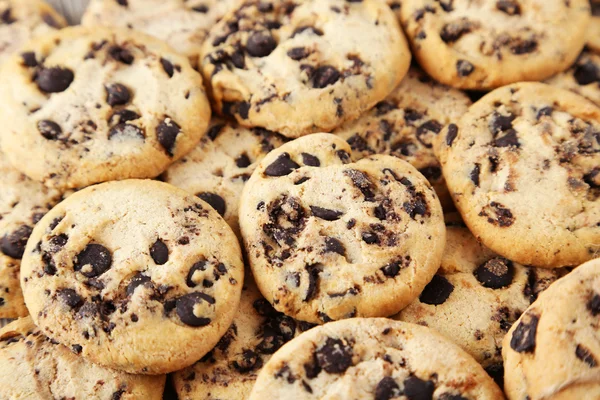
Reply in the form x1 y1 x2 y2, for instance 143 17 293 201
20 180 244 374
395 214 566 387
163 119 287 237
438 82 600 268
0 154 63 319
239 134 445 324
249 318 504 399
82 0 239 67
0 316 166 399
200 0 411 137
0 26 211 189
0 0 66 66
173 274 314 399
399 0 591 89
334 67 471 210
503 258 600 400
589 0 600 52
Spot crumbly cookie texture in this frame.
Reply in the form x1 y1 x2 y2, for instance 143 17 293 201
200 0 411 137
334 67 471 210
163 119 287 237
0 26 211 190
249 318 504 399
82 0 239 66
0 316 166 399
438 82 600 268
20 180 244 374
395 214 567 387
503 258 600 400
0 154 63 319
173 274 314 400
0 0 66 66
239 133 445 324
399 0 590 89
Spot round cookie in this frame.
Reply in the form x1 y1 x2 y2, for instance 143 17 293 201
0 316 166 399
239 133 445 324
200 0 411 138
163 119 287 237
82 0 239 67
0 155 63 318
20 179 244 374
0 26 211 189
249 318 504 399
0 0 66 66
437 82 600 268
173 274 315 399
399 0 590 89
502 258 600 400
394 214 566 386
334 67 471 210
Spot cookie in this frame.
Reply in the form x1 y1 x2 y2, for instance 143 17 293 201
0 26 211 190
503 258 600 399
249 318 504 399
399 0 590 89
200 0 411 138
162 119 287 237
589 0 600 52
334 67 471 210
173 274 315 399
395 214 566 387
0 316 166 399
437 82 600 268
0 154 63 319
20 179 244 374
546 49 600 108
0 0 66 66
239 133 445 324
81 0 239 67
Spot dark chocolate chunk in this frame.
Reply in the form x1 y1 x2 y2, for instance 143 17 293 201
291 26 323 38
301 153 320 167
108 109 141 125
419 275 454 305
312 66 341 88
484 363 504 388
288 47 310 60
21 52 38 67
456 60 474 77
126 273 152 296
344 169 375 199
381 261 402 278
233 349 261 372
160 58 175 77
108 45 134 64
264 153 300 176
536 106 553 119
74 244 112 278
576 344 598 367
304 264 322 302
375 377 400 400
106 83 130 107
494 129 520 148
510 313 539 353
108 123 145 140
156 118 181 156
35 67 74 93
1 225 33 259
573 60 600 86
440 20 472 43
475 257 515 289
324 237 345 256
235 153 251 168
446 124 458 146
150 239 169 265
59 289 83 309
176 292 215 326
510 39 537 55
470 163 481 186
246 31 277 57
197 192 226 216
496 0 520 15
37 120 62 140
587 293 600 316
315 337 353 373
403 375 435 400
310 206 343 221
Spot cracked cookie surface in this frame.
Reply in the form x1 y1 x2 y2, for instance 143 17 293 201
438 82 600 268
239 134 445 324
20 180 244 374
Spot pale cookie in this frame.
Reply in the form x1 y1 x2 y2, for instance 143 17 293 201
0 316 166 399
200 0 411 137
334 68 471 210
399 0 590 89
239 134 445 324
503 258 600 400
590 0 600 52
249 318 504 399
0 154 63 319
20 180 244 374
82 0 239 67
0 26 211 189
0 0 66 66
163 119 287 237
438 82 600 268
395 214 566 387
173 274 314 399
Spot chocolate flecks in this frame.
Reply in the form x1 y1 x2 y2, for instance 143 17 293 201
310 206 343 221
1 225 33 259
150 239 169 265
74 244 112 278
403 375 435 400
264 153 300 176
375 377 401 400
510 313 539 353
575 344 598 367
156 118 181 156
479 202 514 227
176 292 214 326
475 257 514 289
315 337 353 374
197 192 226 216
446 124 458 146
419 275 454 305
456 60 474 77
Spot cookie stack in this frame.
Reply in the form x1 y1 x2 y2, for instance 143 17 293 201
0 0 598 399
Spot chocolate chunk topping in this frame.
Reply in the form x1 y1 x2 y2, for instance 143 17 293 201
186 261 207 288
301 153 320 167
403 192 429 220
116 0 128 5
176 292 214 326
150 239 169 265
484 363 504 388
475 257 515 289
480 202 514 227
156 118 181 156
21 52 37 67
496 0 521 15
109 109 140 125
59 289 83 309
375 377 401 400
304 264 322 302
1 8 15 24
510 313 539 353
106 83 130 107
160 58 175 77
246 31 277 57
456 60 474 77
197 192 226 216
313 66 341 88
511 39 537 55
440 20 472 43
536 106 553 119
490 111 515 133
37 120 62 140
446 124 458 145
494 130 520 148
233 349 261 372
35 67 74 93
362 232 379 244
315 337 353 373
126 273 152 296
1 226 33 259
291 26 324 37
587 294 600 316
74 244 112 278
108 123 145 140
324 237 345 256
403 375 435 400
573 60 600 85
470 163 481 186
264 153 300 176
310 206 343 221
108 46 134 64
344 169 375 199
288 47 310 60
576 344 598 367
419 275 454 305
381 260 404 278
236 153 251 168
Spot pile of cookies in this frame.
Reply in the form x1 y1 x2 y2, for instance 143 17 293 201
0 0 598 399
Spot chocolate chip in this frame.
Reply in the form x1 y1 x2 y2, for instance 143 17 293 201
456 60 474 77
587 294 600 316
510 39 537 55
108 123 145 140
291 26 323 38
304 264 322 302
235 153 251 168
108 46 134 64
381 261 402 278
42 252 57 275
404 192 429 220
475 257 514 289
196 192 226 216
496 0 520 15
446 124 458 146
74 244 112 278
126 273 152 296
324 237 345 256
419 275 454 305
489 111 516 133
1 226 33 259
21 52 37 67
416 120 442 148
233 349 261 372
440 20 472 43
480 201 514 227
35 120 64 140
315 337 353 373
484 363 504 388
439 394 468 400
312 66 340 88
109 109 140 126
362 232 379 244
246 31 277 57
253 298 278 317
59 289 83 309
48 234 68 251
310 206 343 221
576 344 597 367
264 153 300 176
301 153 320 167
106 83 130 107
288 47 310 60
1 8 15 24
536 107 553 119
573 60 600 85
156 118 181 156
403 375 435 400
207 124 225 140
470 163 481 186
510 313 539 353
35 67 74 93
494 129 520 148
116 0 128 5
375 101 397 116
192 5 208 12
344 169 375 199
375 377 400 400
176 292 214 326
150 239 169 265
